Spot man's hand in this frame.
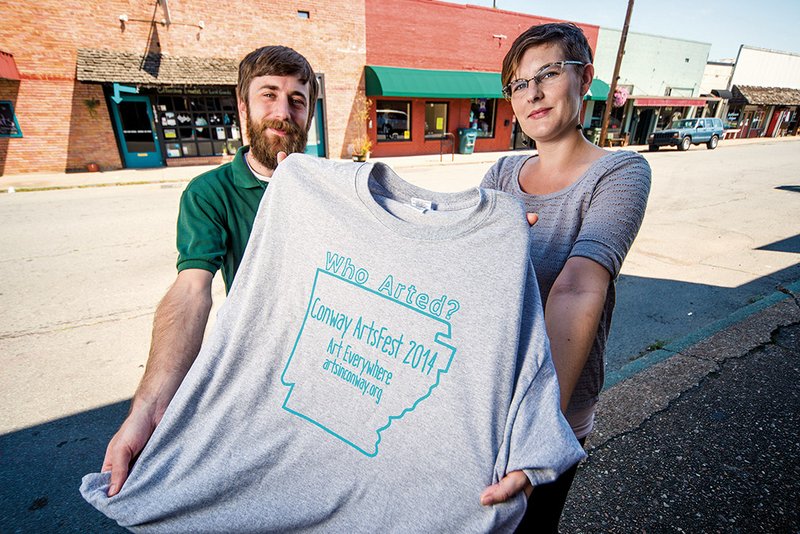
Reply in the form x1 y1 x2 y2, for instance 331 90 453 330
480 470 533 506
101 405 159 497
100 269 213 497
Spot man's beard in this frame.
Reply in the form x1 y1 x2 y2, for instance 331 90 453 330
247 116 308 170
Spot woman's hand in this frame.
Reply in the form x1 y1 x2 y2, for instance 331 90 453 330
480 470 533 506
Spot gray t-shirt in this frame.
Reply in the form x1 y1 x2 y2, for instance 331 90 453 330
81 154 585 533
481 150 651 427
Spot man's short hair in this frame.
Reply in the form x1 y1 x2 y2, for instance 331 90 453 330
501 23 593 89
237 46 319 129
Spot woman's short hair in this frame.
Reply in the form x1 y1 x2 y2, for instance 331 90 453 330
501 23 593 88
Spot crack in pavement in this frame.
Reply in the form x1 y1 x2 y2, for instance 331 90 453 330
0 308 154 340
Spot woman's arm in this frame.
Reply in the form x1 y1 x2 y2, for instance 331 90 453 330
545 256 610 412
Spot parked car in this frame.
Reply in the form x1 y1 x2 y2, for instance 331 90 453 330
648 117 724 151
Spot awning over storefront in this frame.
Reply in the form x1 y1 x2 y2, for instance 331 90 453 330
711 89 733 99
76 49 237 85
0 50 21 80
365 66 502 99
731 85 800 106
584 78 610 101
634 96 708 107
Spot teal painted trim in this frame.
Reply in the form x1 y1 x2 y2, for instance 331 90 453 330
111 83 139 104
281 268 457 457
304 99 325 157
604 279 800 390
0 100 23 138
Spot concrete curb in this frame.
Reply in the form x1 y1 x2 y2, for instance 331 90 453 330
588 278 800 452
604 278 800 390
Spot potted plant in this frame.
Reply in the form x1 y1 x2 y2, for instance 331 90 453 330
349 94 373 161
351 136 372 162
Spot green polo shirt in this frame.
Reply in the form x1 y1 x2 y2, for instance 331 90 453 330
176 146 267 293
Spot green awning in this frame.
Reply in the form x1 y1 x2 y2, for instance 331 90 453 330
585 78 610 101
365 65 502 99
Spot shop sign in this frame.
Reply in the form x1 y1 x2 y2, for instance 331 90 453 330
154 86 234 96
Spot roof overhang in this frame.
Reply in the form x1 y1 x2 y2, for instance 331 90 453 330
0 51 21 80
365 65 502 99
731 85 800 106
76 49 237 86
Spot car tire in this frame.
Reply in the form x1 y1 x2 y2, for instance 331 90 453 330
678 136 691 151
706 135 718 150
649 144 659 152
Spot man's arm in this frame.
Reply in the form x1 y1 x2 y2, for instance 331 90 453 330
102 268 214 496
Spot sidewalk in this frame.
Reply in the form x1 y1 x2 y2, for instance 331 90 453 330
2 135 797 192
562 280 800 532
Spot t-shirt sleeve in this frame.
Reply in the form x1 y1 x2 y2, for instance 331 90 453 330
570 152 652 278
479 159 501 190
499 260 586 486
176 185 228 275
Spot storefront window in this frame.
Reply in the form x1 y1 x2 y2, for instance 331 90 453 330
469 99 496 137
0 100 22 138
155 92 242 158
376 100 411 142
425 102 448 139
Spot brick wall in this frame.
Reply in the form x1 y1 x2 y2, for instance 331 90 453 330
366 0 599 71
0 0 366 175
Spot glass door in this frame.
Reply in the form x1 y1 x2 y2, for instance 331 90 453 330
110 94 163 168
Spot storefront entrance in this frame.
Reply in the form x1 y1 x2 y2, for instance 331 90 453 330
109 94 163 168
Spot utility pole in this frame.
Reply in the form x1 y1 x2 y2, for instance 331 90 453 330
599 0 635 147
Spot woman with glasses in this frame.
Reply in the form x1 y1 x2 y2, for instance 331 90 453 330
478 23 651 532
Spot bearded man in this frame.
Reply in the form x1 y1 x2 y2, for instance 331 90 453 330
101 46 317 497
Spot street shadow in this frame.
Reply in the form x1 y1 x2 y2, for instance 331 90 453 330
756 234 800 254
0 401 128 532
609 262 800 368
775 185 800 193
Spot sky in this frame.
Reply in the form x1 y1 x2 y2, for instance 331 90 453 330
439 0 800 61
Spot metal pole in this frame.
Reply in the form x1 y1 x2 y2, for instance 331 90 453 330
599 0 635 147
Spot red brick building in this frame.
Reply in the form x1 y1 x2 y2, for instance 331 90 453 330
0 0 598 175
0 0 366 175
364 0 598 157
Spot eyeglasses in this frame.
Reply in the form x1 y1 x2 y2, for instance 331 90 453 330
502 60 586 99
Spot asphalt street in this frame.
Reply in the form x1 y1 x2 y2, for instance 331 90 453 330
0 138 798 532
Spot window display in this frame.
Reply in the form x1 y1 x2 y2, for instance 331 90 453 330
469 99 496 138
155 92 242 158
